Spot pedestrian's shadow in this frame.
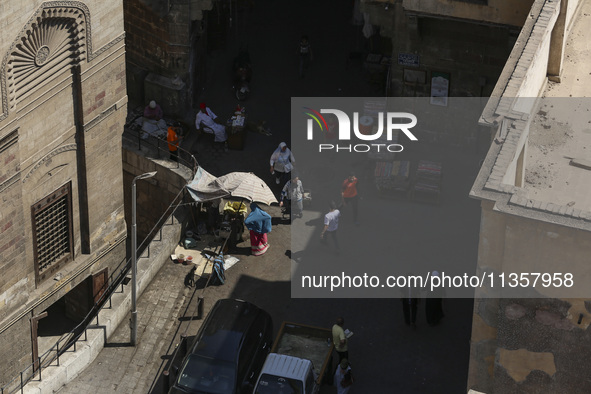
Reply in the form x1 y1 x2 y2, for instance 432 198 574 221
289 248 328 264
227 245 251 256
272 216 286 226
304 217 323 227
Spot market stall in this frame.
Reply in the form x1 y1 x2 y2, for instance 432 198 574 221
411 160 443 205
226 106 247 150
186 166 277 258
375 160 411 200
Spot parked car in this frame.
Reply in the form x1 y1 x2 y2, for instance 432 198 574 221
254 321 334 394
169 298 273 394
254 353 317 394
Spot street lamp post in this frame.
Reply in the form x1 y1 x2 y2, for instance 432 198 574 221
131 171 157 346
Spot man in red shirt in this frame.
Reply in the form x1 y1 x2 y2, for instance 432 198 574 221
341 172 360 225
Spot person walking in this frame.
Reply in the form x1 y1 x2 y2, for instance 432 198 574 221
244 203 272 256
321 201 340 252
332 317 348 363
334 358 354 394
341 172 360 225
167 122 182 161
401 282 420 330
426 271 445 326
297 35 313 77
280 175 304 219
270 142 295 185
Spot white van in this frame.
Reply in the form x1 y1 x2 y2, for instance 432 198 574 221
253 353 319 394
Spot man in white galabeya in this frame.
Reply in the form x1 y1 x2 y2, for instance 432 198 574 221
321 201 340 252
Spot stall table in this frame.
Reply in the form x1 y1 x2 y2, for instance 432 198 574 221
227 112 247 150
375 160 411 200
412 160 442 204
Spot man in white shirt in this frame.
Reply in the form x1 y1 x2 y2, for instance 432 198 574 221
321 201 340 251
195 103 228 143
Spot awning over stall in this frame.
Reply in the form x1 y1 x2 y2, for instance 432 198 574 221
187 168 277 206
186 166 229 202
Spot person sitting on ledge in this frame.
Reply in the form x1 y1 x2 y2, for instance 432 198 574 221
142 100 167 138
195 102 228 150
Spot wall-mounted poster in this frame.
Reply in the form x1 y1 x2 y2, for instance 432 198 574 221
430 71 450 106
403 69 426 84
398 53 420 67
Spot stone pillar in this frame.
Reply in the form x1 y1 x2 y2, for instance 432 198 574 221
547 0 568 82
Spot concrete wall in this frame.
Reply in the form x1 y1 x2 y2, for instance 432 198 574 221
469 202 591 392
468 0 589 392
514 6 559 105
0 0 127 385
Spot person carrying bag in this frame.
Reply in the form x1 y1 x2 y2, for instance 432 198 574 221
334 358 354 393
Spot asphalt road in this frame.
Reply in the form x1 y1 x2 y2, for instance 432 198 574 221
59 1 485 393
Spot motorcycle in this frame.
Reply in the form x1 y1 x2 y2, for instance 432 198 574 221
233 51 252 101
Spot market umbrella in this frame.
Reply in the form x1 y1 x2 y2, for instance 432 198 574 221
187 166 230 202
214 172 278 205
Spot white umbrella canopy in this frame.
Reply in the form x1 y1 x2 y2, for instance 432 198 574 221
214 172 278 205
187 166 230 202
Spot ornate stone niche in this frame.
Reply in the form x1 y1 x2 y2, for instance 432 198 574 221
1 2 91 120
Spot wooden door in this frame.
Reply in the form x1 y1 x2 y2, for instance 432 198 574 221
30 312 48 371
92 268 108 304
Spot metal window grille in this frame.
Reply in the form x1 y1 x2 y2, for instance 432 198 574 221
32 183 73 284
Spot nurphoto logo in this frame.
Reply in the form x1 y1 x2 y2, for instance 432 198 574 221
303 107 418 153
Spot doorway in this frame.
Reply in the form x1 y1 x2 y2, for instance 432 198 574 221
35 269 108 366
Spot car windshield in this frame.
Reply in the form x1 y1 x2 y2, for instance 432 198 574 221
255 374 303 394
176 354 236 394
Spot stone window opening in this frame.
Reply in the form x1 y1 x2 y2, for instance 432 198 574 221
31 182 74 285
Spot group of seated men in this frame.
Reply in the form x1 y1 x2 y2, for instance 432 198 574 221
142 100 228 145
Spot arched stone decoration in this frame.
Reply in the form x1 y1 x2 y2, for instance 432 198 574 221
1 2 92 121
23 143 78 183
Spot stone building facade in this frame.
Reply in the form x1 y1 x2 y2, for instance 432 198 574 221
0 0 127 386
361 0 533 145
124 0 217 119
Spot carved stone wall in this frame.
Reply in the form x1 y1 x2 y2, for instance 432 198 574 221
0 1 128 386
1 2 92 122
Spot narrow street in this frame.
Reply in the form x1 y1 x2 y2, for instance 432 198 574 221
58 1 485 393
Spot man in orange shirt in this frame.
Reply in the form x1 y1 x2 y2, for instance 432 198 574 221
167 122 182 161
341 172 360 225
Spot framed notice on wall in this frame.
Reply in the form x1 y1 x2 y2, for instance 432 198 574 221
403 69 426 84
430 71 450 106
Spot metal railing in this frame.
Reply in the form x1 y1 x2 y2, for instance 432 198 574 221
123 116 199 178
160 245 225 392
1 183 192 394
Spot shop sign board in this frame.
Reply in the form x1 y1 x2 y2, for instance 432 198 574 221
398 53 420 67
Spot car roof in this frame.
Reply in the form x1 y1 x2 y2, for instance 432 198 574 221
190 299 267 362
259 353 312 381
